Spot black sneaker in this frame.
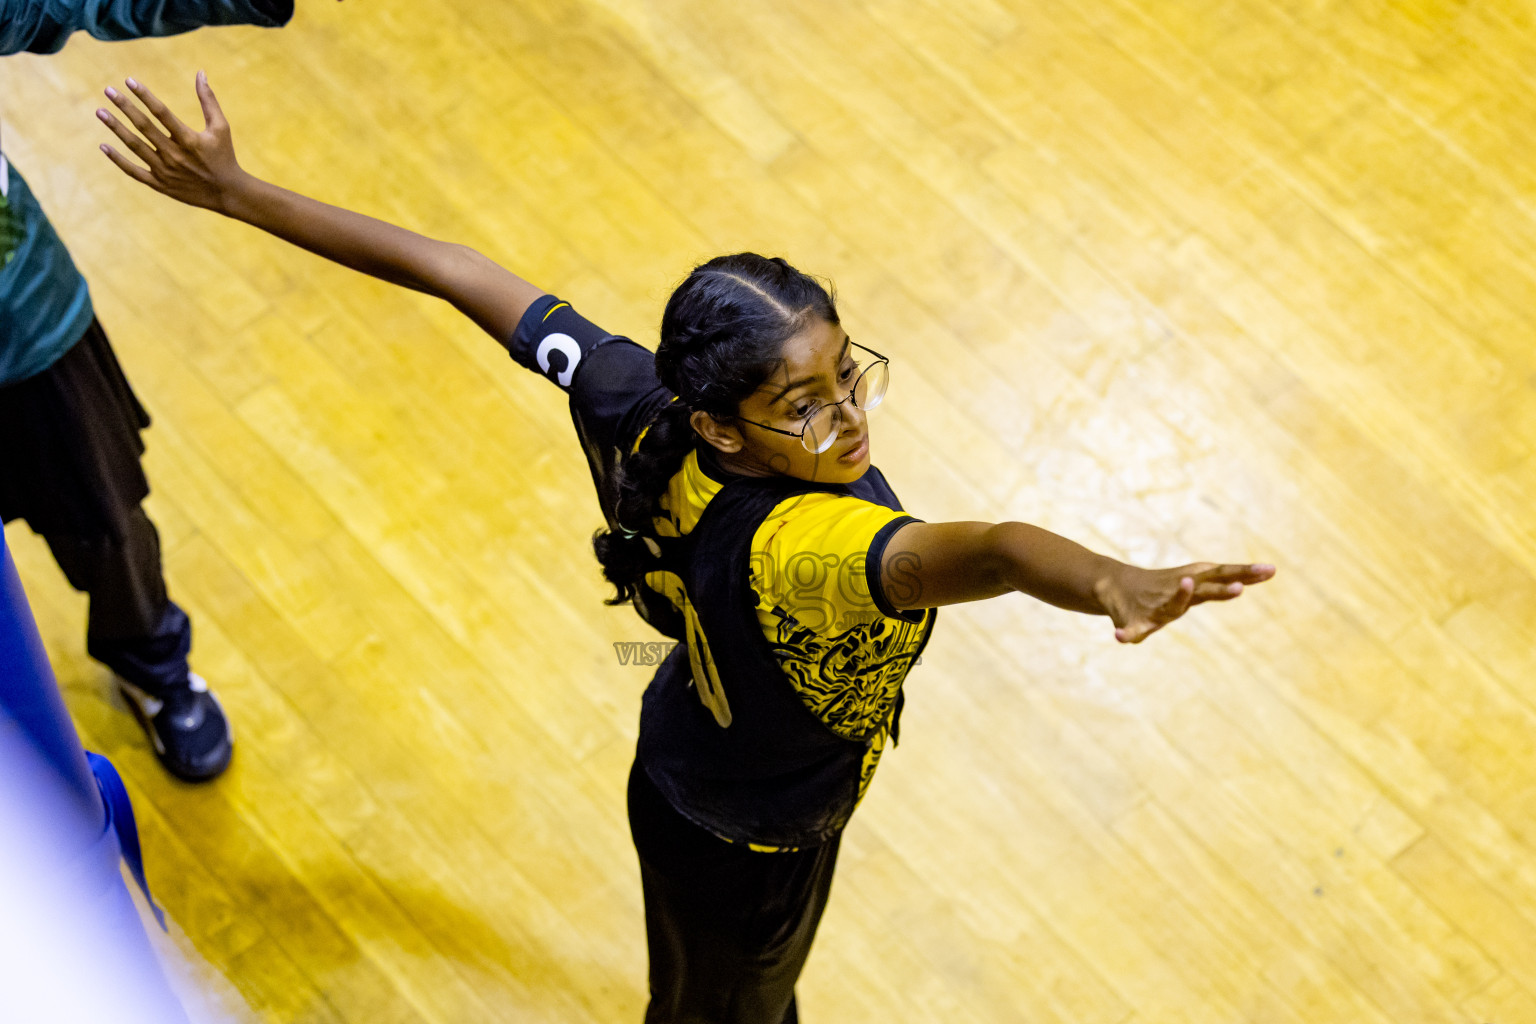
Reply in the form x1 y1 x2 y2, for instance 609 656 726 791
117 673 234 782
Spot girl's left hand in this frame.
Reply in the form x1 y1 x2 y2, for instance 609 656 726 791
1096 561 1276 643
96 72 246 214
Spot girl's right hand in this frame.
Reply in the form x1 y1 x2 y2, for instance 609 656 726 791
97 71 247 214
1096 561 1276 644
94 69 545 344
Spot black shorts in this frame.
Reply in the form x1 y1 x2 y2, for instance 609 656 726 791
628 758 841 1024
0 318 151 541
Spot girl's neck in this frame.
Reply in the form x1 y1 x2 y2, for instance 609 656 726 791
699 442 777 480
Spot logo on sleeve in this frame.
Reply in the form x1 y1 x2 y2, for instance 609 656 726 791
536 332 583 389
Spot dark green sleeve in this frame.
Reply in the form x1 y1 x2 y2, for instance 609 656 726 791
1 0 293 56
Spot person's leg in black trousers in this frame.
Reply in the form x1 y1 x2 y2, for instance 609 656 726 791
1 320 233 783
43 506 231 781
629 758 841 1024
44 506 185 687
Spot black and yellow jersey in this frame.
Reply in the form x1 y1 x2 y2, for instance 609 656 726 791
649 447 932 843
506 294 936 849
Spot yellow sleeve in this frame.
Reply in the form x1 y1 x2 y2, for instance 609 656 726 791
749 492 918 637
749 491 931 750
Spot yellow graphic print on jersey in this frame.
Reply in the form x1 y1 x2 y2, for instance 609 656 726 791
761 605 924 742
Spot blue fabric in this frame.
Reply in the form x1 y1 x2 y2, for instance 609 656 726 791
0 160 95 385
86 750 166 931
0 0 293 54
1 531 105 832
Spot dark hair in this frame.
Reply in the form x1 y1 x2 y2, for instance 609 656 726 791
593 253 839 605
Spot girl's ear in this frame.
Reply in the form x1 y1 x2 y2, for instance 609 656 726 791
691 409 744 454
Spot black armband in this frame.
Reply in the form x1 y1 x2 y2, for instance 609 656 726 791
506 294 621 393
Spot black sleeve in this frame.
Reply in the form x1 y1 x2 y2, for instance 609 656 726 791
507 296 674 526
866 515 930 624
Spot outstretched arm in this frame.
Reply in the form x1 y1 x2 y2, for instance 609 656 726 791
95 73 544 344
882 519 1274 644
2 0 294 57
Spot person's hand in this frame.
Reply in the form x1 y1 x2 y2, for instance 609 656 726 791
1095 561 1276 643
96 72 245 214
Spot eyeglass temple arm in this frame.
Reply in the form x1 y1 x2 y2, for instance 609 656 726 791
851 340 890 362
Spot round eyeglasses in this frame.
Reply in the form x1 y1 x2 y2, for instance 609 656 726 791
737 342 890 455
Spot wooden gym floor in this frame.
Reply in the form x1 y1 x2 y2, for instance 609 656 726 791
4 1 1536 1020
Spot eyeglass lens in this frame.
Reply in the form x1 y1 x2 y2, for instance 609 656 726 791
800 360 890 454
